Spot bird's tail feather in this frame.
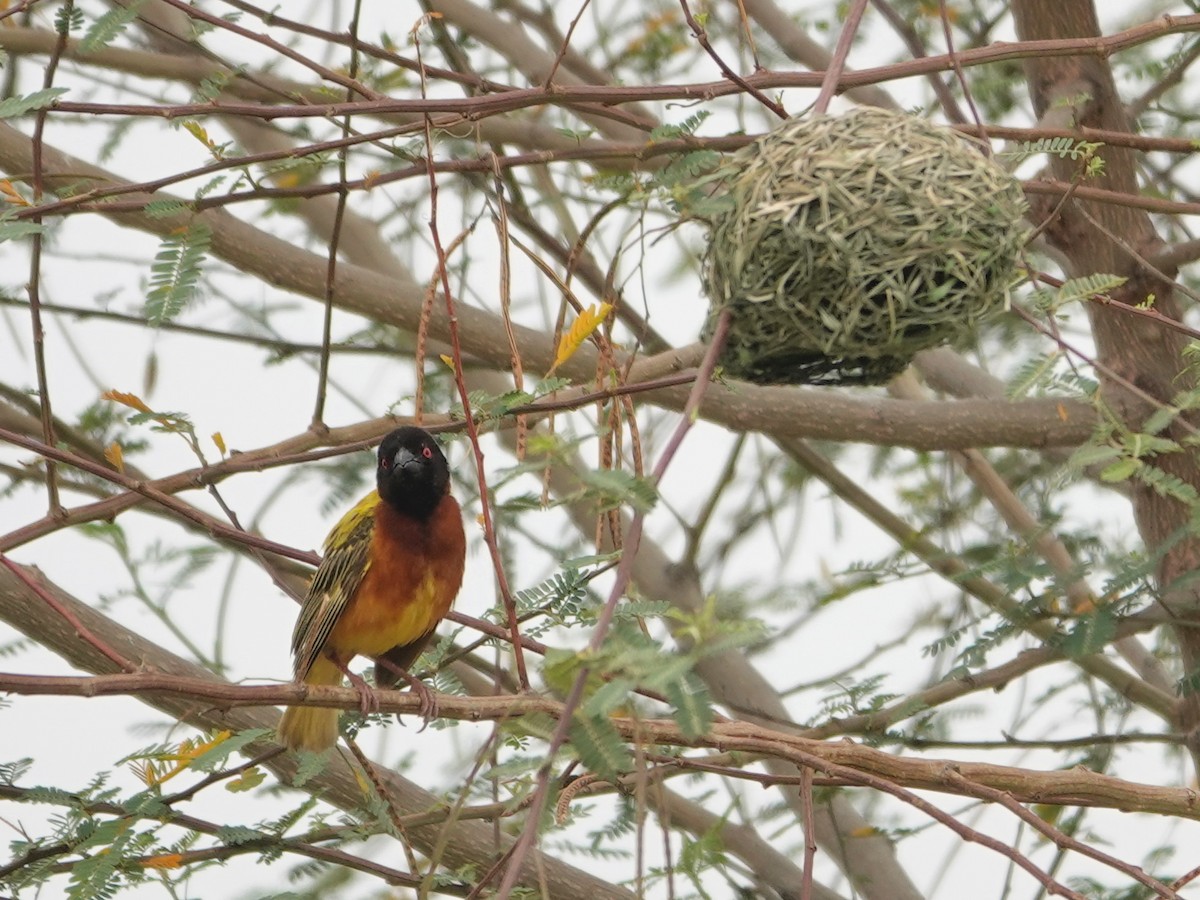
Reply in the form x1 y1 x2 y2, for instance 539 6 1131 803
278 656 342 752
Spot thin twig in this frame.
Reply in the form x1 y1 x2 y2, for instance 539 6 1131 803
542 0 592 88
0 426 318 565
813 0 871 114
679 0 787 119
0 553 135 672
25 2 71 517
153 0 382 100
0 297 395 355
800 766 816 900
943 769 1179 898
1011 304 1200 440
937 0 985 138
345 736 423 876
868 0 965 121
311 1 364 429
490 156 527 458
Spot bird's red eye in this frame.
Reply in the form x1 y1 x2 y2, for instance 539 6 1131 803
379 455 391 470
422 446 433 459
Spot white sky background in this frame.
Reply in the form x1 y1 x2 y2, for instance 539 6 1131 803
2 1 1199 898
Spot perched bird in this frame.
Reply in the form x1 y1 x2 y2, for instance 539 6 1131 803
278 426 466 752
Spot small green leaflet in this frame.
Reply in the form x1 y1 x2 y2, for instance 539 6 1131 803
1066 443 1122 470
1062 609 1116 657
145 221 212 325
0 88 68 120
1027 274 1127 313
217 824 263 846
142 199 192 220
568 712 630 782
577 467 658 512
582 678 634 718
1099 458 1141 483
0 216 46 245
664 677 713 739
80 0 146 53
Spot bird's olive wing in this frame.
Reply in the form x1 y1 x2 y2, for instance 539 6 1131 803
290 493 378 681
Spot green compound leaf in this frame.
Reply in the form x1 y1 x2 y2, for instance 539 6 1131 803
145 221 212 325
568 712 630 783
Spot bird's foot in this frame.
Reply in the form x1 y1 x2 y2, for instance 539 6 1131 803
336 660 379 716
375 659 439 729
401 671 439 729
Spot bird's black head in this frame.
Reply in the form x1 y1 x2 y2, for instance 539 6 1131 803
376 426 451 519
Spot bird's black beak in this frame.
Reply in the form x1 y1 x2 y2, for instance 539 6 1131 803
393 447 420 472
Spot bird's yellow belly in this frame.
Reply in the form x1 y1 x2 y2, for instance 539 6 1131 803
325 569 440 659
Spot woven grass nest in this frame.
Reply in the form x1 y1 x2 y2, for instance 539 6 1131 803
701 107 1028 386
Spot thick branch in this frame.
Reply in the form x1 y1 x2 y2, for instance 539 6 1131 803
2 666 1198 822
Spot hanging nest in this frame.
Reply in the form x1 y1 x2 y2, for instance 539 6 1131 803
700 107 1028 386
